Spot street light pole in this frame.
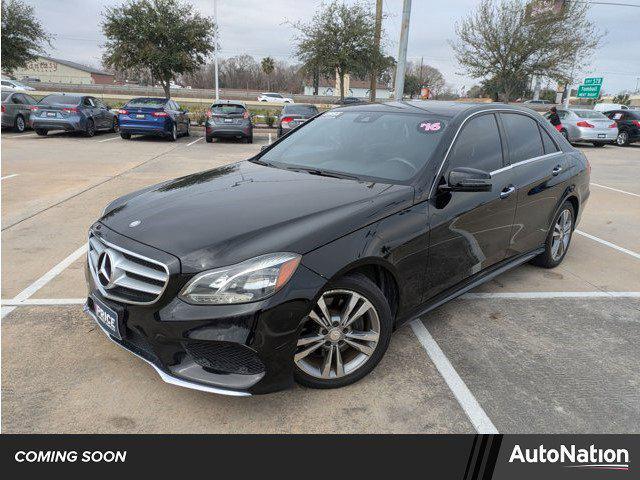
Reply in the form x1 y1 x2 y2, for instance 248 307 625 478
213 0 219 100
393 0 412 101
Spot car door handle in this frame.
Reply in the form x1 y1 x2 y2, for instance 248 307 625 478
552 165 563 176
500 186 516 199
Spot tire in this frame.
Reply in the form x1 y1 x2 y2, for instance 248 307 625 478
35 128 48 136
531 201 575 268
168 123 177 142
616 131 630 146
14 114 26 133
206 135 213 143
85 119 95 137
110 117 118 133
120 132 131 140
293 274 392 389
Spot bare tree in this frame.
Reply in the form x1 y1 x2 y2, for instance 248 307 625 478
451 0 603 102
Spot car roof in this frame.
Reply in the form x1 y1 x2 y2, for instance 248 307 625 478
212 100 246 106
128 97 168 102
284 103 316 108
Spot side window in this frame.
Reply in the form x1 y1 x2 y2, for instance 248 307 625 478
539 126 559 154
23 94 36 105
501 113 544 163
12 94 25 104
447 114 504 173
173 101 181 111
83 97 95 107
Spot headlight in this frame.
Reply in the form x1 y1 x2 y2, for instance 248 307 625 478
179 253 301 305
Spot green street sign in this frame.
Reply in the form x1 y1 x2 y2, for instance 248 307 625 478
577 84 602 99
583 77 603 86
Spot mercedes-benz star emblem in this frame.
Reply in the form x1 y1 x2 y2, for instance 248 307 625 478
97 251 114 288
129 220 141 227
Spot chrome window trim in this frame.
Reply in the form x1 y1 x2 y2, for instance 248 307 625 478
88 232 170 306
489 151 564 176
428 108 559 198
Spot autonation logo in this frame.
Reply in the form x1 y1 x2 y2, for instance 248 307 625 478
509 444 630 471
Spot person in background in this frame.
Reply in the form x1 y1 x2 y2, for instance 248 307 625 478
548 106 563 132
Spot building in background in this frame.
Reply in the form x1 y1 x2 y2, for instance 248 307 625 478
10 56 115 85
303 72 392 99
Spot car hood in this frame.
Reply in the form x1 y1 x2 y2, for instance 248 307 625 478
100 161 414 272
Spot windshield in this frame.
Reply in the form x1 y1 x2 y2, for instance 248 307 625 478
574 110 608 119
125 98 167 108
258 111 447 183
283 105 318 116
211 104 245 115
39 95 81 106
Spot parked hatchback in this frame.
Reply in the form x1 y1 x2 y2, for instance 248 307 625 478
277 103 319 137
86 101 589 395
545 109 617 147
118 97 190 141
205 100 253 143
1 90 37 132
31 94 118 136
604 109 640 146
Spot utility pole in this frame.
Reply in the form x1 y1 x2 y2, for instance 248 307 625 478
369 0 383 102
393 0 412 101
213 0 220 100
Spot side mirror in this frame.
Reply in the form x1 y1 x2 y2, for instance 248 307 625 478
442 167 492 192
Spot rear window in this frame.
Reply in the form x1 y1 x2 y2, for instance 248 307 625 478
211 104 245 115
573 110 607 119
125 98 167 108
39 95 81 106
1 92 11 101
283 105 318 116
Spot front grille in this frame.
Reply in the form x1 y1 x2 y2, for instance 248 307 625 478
183 341 265 375
88 232 169 305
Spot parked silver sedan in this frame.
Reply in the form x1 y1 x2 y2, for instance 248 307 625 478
550 109 618 147
1 90 37 133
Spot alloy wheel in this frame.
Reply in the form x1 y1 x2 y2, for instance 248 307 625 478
16 116 25 132
551 209 572 261
294 289 380 380
617 132 628 146
86 120 95 137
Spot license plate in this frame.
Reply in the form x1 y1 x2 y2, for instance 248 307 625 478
136 114 145 119
46 112 56 117
224 118 233 123
92 296 122 340
598 134 606 138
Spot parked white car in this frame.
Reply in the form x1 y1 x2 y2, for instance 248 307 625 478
0 79 35 91
257 92 294 103
594 103 629 112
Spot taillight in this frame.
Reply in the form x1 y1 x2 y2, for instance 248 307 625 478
609 122 617 128
243 111 250 119
206 109 212 118
63 107 78 113
30 106 39 112
1 105 5 113
576 121 594 128
152 111 169 117
632 120 640 127
281 116 294 124
118 109 128 115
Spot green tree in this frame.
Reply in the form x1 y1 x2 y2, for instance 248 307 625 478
292 1 384 102
1 0 51 74
451 0 603 102
612 93 631 106
403 74 421 98
261 56 275 90
102 0 215 98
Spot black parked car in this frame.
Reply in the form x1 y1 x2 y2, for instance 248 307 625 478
604 109 640 146
85 101 589 395
277 104 319 137
205 100 252 143
31 94 117 136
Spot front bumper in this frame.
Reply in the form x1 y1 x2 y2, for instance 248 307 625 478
84 223 326 395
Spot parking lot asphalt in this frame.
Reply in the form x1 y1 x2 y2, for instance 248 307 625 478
1 130 639 433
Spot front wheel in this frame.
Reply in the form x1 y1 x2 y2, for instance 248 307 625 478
616 131 630 146
531 201 575 268
293 274 392 389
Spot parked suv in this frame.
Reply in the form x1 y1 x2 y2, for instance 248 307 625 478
277 103 319 137
605 109 640 146
205 100 253 143
1 90 37 132
86 101 589 395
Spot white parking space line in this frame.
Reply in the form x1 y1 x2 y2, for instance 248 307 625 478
1 244 87 320
97 136 121 143
462 291 640 299
575 230 640 261
410 320 499 434
186 136 204 147
2 132 38 139
1 298 85 306
590 183 640 198
1 174 19 181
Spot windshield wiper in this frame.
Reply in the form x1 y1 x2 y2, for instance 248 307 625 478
287 166 360 180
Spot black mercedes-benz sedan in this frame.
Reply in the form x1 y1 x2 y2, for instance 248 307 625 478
85 101 590 395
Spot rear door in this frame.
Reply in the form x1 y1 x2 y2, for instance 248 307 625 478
425 112 517 299
501 112 568 256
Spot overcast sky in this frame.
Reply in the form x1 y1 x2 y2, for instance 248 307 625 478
26 0 640 94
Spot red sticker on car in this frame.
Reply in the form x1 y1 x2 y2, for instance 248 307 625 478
418 120 444 133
